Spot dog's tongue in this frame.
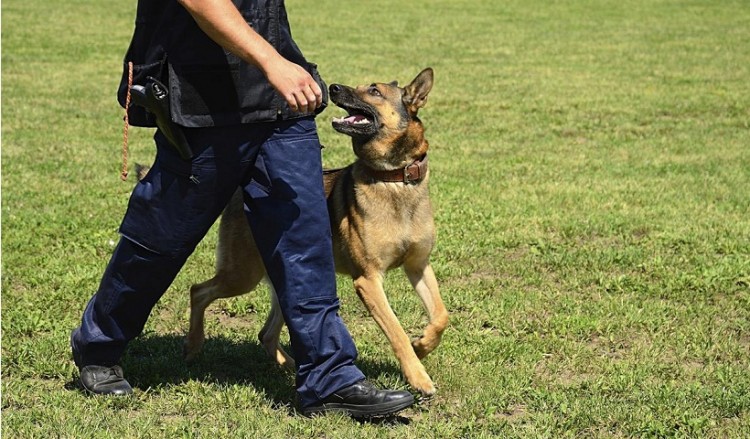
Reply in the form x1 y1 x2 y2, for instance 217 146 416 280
344 114 369 124
333 113 372 125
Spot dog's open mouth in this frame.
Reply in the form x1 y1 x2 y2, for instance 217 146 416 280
333 113 372 126
331 105 378 137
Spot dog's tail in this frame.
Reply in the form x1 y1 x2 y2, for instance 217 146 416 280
134 163 151 181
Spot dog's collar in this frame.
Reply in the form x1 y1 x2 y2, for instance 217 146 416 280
366 155 428 184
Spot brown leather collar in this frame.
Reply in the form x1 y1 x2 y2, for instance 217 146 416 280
365 155 429 184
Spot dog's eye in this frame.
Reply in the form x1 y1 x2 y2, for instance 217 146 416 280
368 85 382 97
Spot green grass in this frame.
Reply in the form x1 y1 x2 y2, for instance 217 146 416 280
3 0 750 437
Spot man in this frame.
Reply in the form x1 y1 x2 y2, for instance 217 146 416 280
70 0 415 419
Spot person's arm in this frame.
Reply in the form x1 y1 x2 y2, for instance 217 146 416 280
177 0 322 113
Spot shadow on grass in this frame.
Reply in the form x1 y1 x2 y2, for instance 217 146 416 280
68 333 407 419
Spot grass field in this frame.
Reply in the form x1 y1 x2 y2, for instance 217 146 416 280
2 0 750 437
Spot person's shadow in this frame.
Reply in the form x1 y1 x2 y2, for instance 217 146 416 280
68 333 412 424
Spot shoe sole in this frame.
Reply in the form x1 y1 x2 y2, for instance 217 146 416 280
77 380 133 396
301 395 415 419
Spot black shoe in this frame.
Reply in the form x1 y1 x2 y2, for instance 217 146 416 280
301 380 414 418
78 365 133 396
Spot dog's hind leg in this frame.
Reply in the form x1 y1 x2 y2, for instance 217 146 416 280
185 190 266 362
353 274 436 396
185 265 265 362
258 287 295 370
404 262 449 359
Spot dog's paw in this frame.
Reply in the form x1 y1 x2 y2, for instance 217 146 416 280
182 337 204 363
275 353 296 372
183 350 200 363
411 336 436 360
405 365 436 397
414 380 437 397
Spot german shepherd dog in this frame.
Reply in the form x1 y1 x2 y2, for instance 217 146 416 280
185 68 447 396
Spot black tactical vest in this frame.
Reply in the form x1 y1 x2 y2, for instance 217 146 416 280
118 0 327 128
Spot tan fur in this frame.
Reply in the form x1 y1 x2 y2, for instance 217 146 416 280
185 68 447 396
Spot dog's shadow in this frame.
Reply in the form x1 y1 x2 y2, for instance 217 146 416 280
69 333 409 422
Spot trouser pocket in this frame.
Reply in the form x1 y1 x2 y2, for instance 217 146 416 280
119 137 220 256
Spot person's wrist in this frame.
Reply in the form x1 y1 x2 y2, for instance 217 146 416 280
255 50 284 77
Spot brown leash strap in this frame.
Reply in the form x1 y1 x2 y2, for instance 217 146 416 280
120 61 134 181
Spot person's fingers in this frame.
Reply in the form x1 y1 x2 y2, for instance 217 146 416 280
285 92 299 112
288 86 318 114
310 82 323 109
303 86 318 113
267 60 323 113
295 91 309 113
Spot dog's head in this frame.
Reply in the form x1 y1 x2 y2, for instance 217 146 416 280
329 68 434 169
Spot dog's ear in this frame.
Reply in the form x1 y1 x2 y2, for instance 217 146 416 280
403 68 433 115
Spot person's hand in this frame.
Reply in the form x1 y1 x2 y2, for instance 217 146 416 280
264 56 322 114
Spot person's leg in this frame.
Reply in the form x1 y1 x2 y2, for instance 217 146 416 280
71 128 260 388
241 117 364 406
242 117 414 417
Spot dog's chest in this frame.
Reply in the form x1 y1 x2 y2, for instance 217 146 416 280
356 184 435 258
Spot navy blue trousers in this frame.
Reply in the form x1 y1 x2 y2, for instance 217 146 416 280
71 117 364 407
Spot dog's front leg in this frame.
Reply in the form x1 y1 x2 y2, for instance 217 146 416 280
353 274 436 396
404 262 448 359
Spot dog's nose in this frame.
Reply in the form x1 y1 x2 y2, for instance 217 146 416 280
329 84 342 94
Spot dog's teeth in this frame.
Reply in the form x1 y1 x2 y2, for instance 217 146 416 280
333 114 371 125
